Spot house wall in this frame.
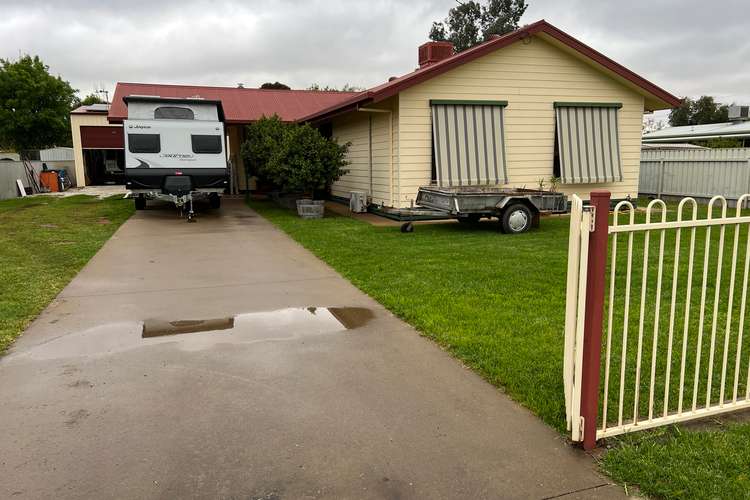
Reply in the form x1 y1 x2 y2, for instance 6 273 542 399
70 113 121 187
330 97 398 206
396 35 646 206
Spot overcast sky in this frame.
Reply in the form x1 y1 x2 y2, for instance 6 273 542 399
2 0 749 121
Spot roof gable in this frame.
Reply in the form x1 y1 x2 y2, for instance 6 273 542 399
301 20 680 122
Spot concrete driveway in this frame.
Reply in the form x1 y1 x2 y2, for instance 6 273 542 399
0 198 623 499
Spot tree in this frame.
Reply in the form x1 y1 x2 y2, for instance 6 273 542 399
307 83 364 92
0 55 77 152
260 81 291 90
79 93 105 106
429 0 528 52
668 96 729 127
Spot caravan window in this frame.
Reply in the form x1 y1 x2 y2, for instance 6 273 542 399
128 134 161 153
154 106 194 120
191 135 223 154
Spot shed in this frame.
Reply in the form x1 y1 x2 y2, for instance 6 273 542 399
302 20 680 207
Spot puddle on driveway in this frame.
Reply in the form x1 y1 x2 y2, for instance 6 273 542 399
142 317 235 338
10 307 373 361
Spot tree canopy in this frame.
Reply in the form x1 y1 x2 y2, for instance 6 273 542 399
429 0 528 52
77 93 106 106
307 83 364 92
260 81 291 90
668 96 729 127
0 55 77 151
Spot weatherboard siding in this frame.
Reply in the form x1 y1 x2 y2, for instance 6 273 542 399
396 35 645 206
331 98 398 206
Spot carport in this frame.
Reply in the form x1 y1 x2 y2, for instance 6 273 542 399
106 83 359 192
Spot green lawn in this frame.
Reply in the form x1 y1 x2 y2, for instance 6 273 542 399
250 198 750 500
0 195 133 353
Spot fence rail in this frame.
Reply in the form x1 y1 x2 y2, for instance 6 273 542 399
564 191 750 448
640 148 750 202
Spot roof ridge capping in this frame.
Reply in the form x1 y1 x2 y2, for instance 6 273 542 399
300 20 680 123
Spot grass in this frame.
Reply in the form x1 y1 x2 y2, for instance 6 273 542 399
0 195 133 353
250 197 750 499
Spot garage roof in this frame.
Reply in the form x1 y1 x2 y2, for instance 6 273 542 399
300 20 681 122
108 83 358 124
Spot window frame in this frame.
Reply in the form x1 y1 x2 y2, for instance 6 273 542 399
154 106 195 120
191 134 223 154
127 133 161 154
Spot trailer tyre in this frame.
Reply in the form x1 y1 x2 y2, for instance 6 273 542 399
209 193 221 209
501 203 532 234
400 222 414 233
135 195 146 210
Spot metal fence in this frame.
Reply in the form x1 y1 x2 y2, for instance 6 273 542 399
564 192 750 448
640 148 750 203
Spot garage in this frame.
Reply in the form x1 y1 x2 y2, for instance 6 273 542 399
70 103 125 186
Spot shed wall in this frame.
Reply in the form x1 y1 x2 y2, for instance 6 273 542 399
70 113 121 187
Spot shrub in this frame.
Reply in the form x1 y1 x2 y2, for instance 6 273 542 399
240 115 287 185
241 118 349 197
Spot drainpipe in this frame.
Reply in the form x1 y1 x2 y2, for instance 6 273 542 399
358 106 394 207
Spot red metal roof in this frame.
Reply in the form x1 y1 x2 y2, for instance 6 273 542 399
301 20 681 122
108 83 359 124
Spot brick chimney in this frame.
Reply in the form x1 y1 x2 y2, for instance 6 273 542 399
418 41 454 68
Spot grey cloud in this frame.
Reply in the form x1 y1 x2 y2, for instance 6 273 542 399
1 0 748 107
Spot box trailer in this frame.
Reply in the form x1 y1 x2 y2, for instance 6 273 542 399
123 96 229 220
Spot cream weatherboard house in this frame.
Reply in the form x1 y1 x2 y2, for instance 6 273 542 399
301 20 680 208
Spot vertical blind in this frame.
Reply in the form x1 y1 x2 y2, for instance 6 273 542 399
431 100 508 186
555 103 623 184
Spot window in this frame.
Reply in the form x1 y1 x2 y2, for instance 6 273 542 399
554 102 623 184
191 134 223 154
128 134 160 153
154 106 194 120
430 99 508 186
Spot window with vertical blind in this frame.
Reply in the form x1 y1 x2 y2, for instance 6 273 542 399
430 100 508 186
554 102 623 184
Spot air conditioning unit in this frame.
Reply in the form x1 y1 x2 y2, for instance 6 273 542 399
349 191 368 213
728 105 750 121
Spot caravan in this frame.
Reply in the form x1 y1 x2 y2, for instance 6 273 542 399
124 96 229 220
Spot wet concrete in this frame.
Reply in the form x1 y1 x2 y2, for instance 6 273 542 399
0 199 624 499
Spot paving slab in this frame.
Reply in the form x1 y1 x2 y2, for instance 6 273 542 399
0 198 624 499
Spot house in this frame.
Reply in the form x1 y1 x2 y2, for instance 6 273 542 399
81 20 679 205
301 20 680 207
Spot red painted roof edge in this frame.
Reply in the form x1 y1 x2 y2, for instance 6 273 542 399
301 20 680 122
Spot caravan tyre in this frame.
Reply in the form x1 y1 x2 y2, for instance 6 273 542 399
209 193 221 209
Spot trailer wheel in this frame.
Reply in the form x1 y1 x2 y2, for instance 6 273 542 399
209 193 221 209
135 195 146 210
400 222 414 233
501 203 532 234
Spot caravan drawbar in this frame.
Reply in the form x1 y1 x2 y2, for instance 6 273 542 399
123 96 229 220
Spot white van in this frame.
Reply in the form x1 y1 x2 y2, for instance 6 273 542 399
123 96 229 219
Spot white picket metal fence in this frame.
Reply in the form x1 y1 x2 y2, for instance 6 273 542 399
564 192 750 447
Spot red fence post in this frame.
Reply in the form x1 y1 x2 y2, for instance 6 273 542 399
581 191 611 450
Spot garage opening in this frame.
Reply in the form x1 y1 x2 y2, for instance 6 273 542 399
80 125 125 185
